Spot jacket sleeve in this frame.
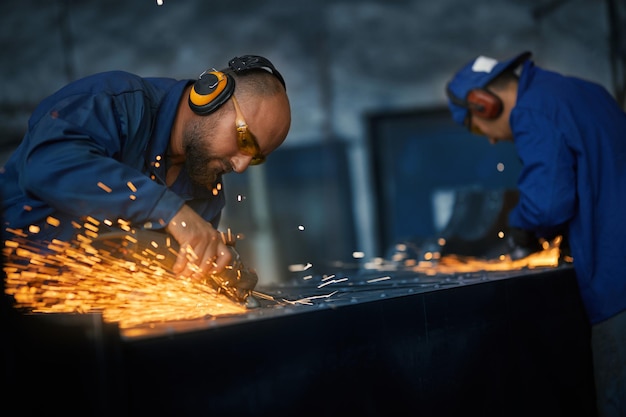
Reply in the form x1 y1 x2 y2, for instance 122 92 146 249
507 108 576 237
17 90 184 229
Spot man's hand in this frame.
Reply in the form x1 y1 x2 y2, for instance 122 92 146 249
165 204 233 277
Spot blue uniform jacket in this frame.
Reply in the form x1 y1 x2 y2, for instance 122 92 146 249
509 61 626 324
1 71 225 243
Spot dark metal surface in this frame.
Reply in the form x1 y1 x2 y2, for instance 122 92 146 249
2 264 596 417
121 265 555 339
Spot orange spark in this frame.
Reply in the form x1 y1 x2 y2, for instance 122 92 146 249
127 181 137 192
97 182 112 193
3 229 247 329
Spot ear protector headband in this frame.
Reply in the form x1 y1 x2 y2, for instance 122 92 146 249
189 54 286 116
446 85 503 120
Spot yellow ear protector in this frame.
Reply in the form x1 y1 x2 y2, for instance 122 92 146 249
188 55 286 116
446 86 503 119
188 70 235 115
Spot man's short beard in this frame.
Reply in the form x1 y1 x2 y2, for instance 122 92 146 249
182 120 219 188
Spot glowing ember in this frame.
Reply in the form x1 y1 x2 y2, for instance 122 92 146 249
97 182 112 193
126 181 137 192
3 231 246 329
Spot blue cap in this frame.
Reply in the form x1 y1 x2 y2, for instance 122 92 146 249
446 51 531 125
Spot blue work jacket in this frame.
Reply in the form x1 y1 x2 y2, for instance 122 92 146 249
509 61 626 324
1 71 225 243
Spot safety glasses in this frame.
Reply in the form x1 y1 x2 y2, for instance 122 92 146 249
231 95 265 165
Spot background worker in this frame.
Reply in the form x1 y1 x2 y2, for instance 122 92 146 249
1 55 291 279
445 51 626 416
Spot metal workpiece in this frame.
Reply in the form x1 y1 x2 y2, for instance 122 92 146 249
119 262 570 339
125 265 596 417
2 264 595 416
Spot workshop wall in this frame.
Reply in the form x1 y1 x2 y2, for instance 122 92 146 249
0 0 619 283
